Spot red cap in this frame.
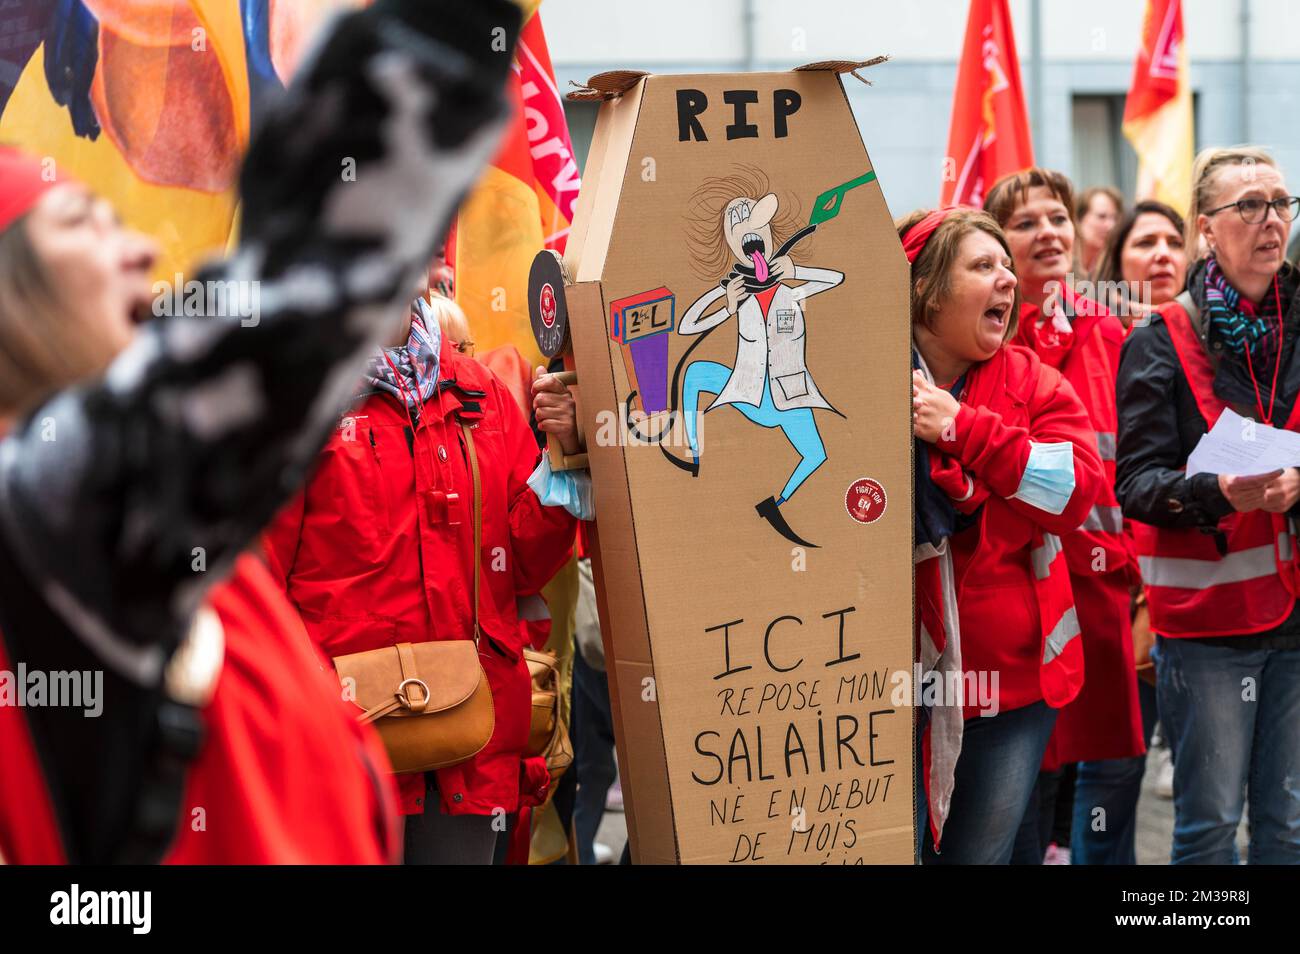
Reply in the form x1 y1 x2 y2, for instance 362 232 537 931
902 206 962 264
0 147 61 234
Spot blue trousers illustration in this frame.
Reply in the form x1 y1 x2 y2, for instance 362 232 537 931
682 360 827 503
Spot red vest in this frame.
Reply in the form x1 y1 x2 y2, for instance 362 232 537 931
1133 300 1300 638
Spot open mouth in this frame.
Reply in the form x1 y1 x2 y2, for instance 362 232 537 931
983 302 1011 327
1033 247 1064 262
741 232 769 282
1258 241 1281 253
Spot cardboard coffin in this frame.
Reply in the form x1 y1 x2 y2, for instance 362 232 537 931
561 64 914 864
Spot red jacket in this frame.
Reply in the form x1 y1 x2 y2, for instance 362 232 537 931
263 338 576 816
930 345 1102 716
1016 291 1146 763
1017 289 1133 576
0 555 398 864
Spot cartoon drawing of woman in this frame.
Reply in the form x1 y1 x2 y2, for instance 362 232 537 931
677 165 844 547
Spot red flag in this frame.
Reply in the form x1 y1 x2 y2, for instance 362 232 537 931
1123 0 1193 213
940 0 1034 208
454 8 581 365
1125 0 1181 117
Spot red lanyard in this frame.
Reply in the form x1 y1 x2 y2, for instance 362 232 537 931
1242 274 1285 426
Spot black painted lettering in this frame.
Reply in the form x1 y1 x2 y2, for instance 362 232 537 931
763 614 804 673
836 714 866 768
727 727 752 783
677 88 708 141
773 88 801 137
723 89 760 140
784 721 809 777
868 708 896 767
823 606 860 667
756 725 774 781
692 730 723 785
709 618 751 680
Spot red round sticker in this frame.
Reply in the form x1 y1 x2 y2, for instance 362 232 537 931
539 283 557 328
845 478 887 524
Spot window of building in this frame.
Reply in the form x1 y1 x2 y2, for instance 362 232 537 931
1071 92 1199 204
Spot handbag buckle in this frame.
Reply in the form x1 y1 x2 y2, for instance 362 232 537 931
396 677 431 714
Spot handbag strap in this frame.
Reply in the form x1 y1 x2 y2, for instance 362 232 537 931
460 419 482 645
359 695 405 723
355 423 481 727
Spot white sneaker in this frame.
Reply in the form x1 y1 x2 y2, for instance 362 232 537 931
1042 843 1071 865
605 779 624 813
1155 748 1175 800
593 842 616 865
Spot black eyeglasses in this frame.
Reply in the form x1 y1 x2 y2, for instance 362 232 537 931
1204 195 1300 224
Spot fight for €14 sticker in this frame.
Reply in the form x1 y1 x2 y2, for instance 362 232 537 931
845 477 887 524
539 283 557 329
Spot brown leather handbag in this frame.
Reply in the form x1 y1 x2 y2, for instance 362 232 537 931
524 648 560 757
524 647 574 784
332 420 495 774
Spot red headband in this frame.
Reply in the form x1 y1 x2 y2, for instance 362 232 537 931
902 207 961 264
0 147 61 235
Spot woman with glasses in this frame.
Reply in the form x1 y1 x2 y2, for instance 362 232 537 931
1116 146 1300 864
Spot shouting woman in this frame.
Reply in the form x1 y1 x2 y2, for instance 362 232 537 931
907 206 1102 864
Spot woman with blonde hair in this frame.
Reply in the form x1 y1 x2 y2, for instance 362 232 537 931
1116 145 1300 863
421 292 476 356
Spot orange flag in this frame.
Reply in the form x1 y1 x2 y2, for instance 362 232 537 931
1123 0 1193 215
0 1 364 281
453 6 579 367
940 0 1034 208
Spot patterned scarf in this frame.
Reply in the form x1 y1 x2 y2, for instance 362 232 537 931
1203 255 1284 360
365 298 442 415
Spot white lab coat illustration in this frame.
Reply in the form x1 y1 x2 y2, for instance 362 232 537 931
679 265 844 412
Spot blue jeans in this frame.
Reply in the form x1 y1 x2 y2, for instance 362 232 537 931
1154 635 1300 865
1070 679 1159 864
919 701 1058 864
571 650 617 866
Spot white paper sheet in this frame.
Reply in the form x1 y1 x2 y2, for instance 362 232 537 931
1185 407 1300 478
